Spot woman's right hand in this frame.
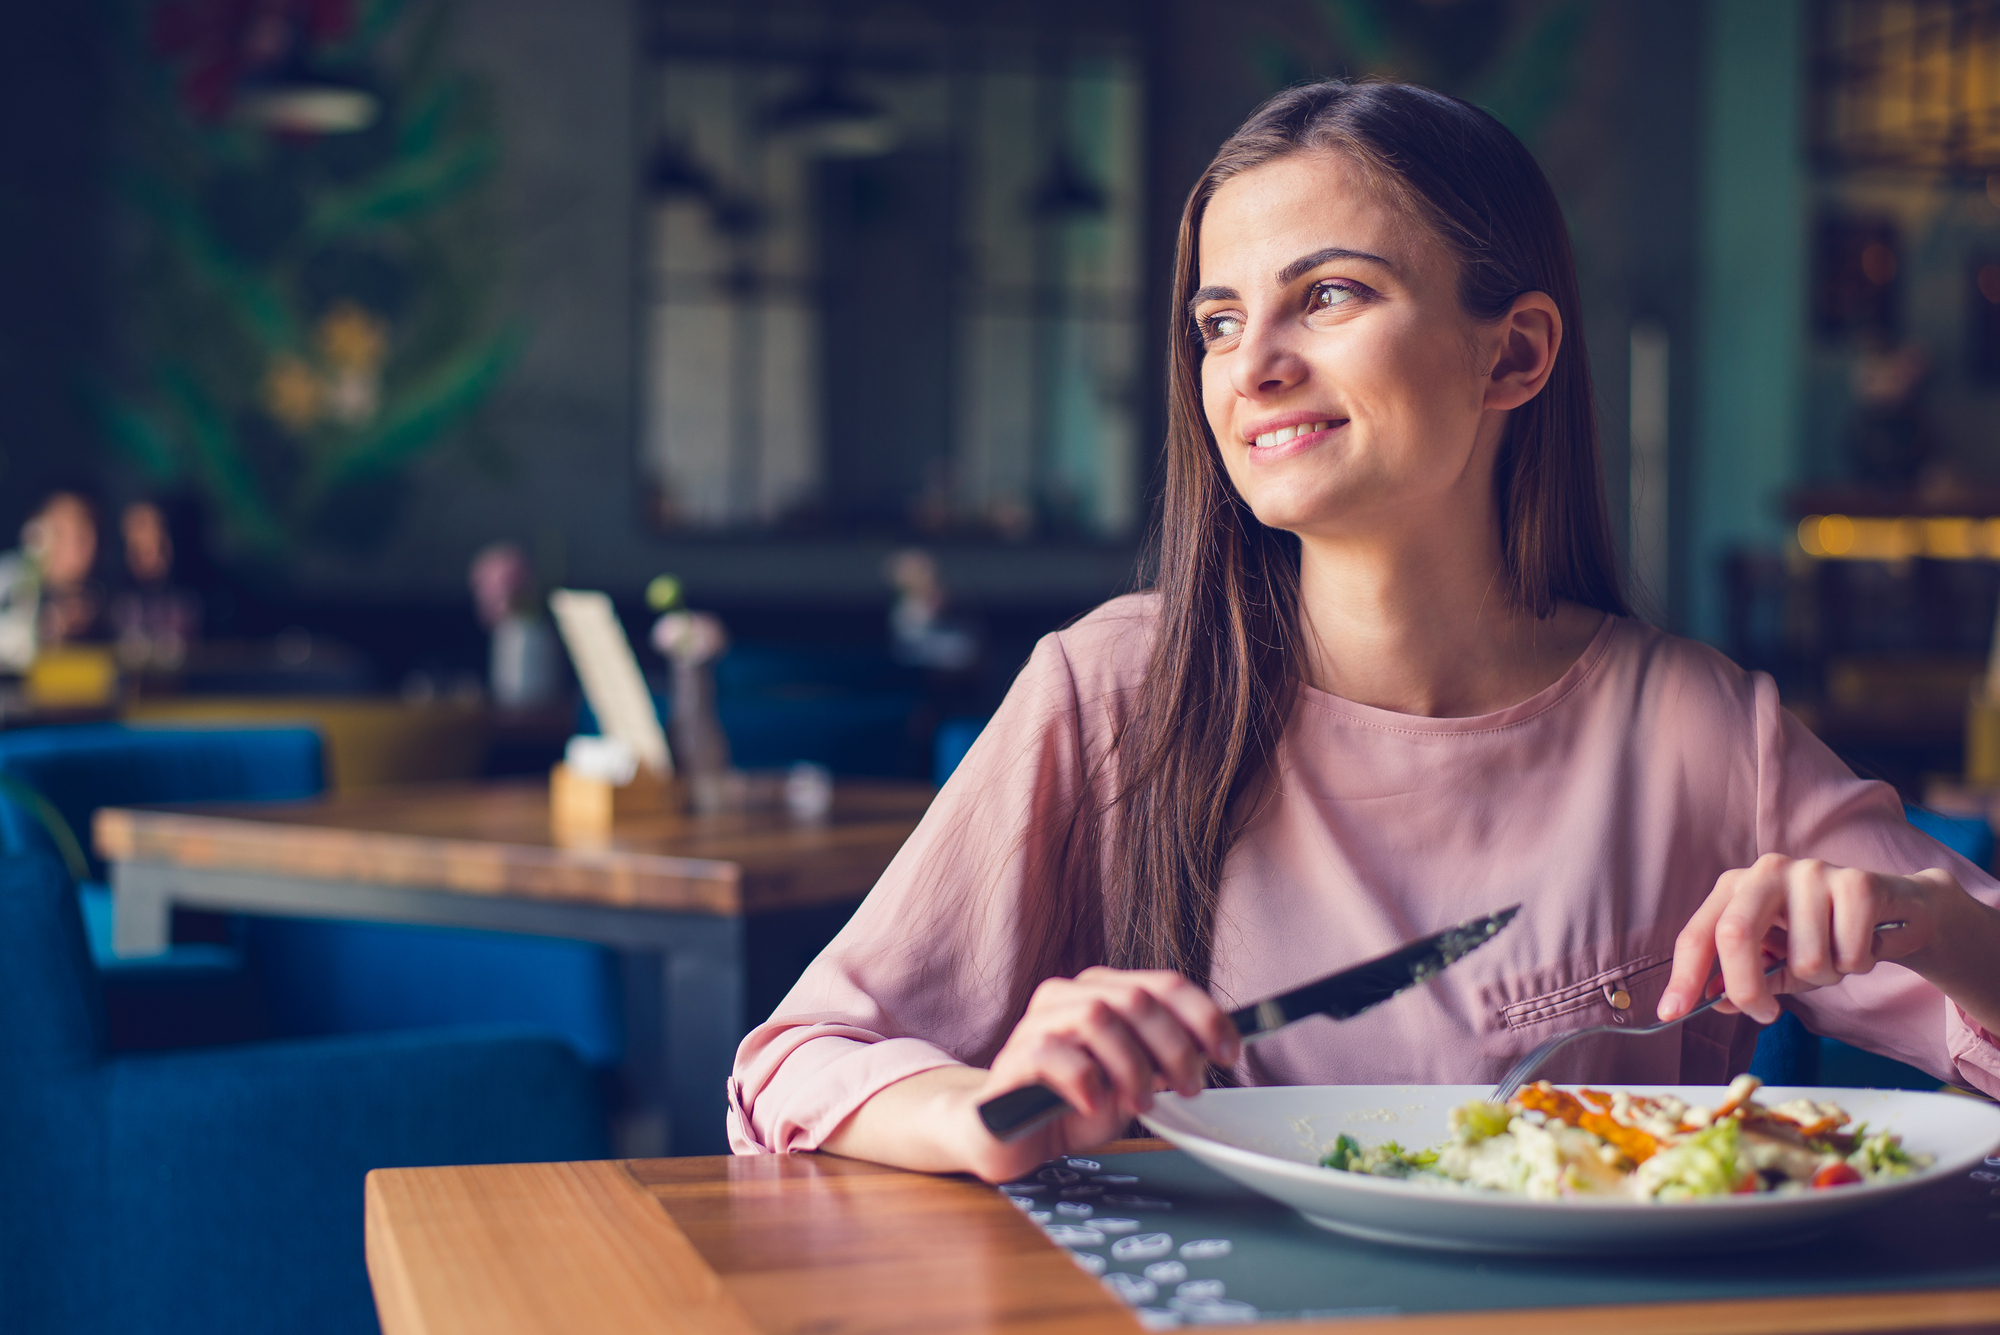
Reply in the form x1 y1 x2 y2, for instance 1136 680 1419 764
958 967 1241 1183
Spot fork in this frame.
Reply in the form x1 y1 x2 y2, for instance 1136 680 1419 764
1488 924 1907 1104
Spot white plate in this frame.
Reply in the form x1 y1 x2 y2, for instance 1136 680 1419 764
1140 1084 2000 1255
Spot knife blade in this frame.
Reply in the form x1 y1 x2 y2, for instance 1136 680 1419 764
976 904 1520 1143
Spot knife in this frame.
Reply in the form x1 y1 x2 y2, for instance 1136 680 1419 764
976 904 1520 1143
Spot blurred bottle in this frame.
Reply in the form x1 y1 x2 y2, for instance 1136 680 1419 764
0 552 38 672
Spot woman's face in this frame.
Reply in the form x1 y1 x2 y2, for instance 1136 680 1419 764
1194 152 1526 544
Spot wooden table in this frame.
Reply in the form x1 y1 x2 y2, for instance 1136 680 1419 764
364 1145 2000 1335
94 778 933 1155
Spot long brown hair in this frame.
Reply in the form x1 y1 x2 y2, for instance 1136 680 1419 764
1106 80 1628 992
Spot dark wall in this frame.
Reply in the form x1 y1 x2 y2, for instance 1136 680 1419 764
1137 0 1707 630
0 3 104 540
1555 0 1706 630
62 1 1710 685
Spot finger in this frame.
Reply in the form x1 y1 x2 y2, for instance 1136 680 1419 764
1071 996 1166 1113
1099 984 1208 1098
1824 866 1881 975
1661 874 1737 1020
1715 863 1790 1023
1024 1033 1114 1120
1139 971 1242 1069
1784 867 1838 987
1074 984 1196 1101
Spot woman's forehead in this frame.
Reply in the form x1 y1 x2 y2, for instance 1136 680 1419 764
1198 153 1427 285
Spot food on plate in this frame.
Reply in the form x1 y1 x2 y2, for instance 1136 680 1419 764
1320 1075 1930 1201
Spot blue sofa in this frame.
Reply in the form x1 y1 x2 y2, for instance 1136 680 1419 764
584 642 928 778
0 851 608 1335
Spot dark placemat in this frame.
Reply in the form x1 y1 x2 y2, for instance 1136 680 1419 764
1001 1147 2000 1327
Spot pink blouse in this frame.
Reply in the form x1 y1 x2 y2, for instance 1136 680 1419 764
729 598 2000 1154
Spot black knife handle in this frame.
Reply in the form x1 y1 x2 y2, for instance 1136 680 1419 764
978 1083 1072 1142
1230 999 1282 1039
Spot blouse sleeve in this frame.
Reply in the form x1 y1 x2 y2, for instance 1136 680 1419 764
1753 673 2000 1097
727 617 1131 1153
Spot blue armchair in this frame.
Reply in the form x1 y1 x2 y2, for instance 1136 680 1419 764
0 723 324 1050
0 724 621 1068
0 851 608 1335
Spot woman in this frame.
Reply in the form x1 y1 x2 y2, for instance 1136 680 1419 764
730 80 2000 1182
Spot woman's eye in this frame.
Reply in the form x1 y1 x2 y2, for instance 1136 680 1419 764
1201 313 1244 341
1309 282 1359 311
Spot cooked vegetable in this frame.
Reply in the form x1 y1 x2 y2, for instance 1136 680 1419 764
1320 1135 1436 1176
1320 1134 1363 1172
1631 1119 1752 1201
1321 1077 1931 1202
1449 1100 1512 1143
1848 1128 1922 1178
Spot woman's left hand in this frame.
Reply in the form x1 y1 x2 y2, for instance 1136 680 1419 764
1659 853 1957 1024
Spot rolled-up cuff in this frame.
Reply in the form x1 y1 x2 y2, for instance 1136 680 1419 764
729 1032 965 1154
1945 1000 2000 1100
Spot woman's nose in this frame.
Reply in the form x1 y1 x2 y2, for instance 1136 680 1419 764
1228 320 1307 400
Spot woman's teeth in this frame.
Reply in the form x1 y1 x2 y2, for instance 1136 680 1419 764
1252 420 1334 448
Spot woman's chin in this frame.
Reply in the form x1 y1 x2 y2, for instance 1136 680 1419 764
1243 492 1357 536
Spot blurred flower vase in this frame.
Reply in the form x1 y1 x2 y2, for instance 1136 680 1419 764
470 542 558 708
651 609 730 813
97 0 520 564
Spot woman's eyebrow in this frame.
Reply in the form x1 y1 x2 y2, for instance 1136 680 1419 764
1188 284 1238 316
1187 248 1399 317
1276 246 1395 285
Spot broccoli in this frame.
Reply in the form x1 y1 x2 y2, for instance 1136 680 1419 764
1321 1134 1438 1177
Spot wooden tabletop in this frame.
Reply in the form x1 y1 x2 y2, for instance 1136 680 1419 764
365 1146 2000 1335
94 777 934 916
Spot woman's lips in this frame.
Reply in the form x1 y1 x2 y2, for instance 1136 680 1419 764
1243 420 1346 460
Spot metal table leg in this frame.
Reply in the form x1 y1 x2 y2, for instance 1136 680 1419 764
662 916 745 1157
111 861 175 956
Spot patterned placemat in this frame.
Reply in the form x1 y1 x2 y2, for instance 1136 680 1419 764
1000 1146 2000 1328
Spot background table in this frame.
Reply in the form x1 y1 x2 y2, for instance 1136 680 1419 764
364 1144 2000 1335
94 778 932 1154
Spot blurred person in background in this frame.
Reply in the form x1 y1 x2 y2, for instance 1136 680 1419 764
110 499 202 670
24 491 107 648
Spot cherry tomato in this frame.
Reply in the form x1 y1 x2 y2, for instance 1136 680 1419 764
1811 1162 1863 1189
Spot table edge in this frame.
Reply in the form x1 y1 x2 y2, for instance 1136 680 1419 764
1252 1286 2000 1335
96 795 925 915
365 1152 2000 1335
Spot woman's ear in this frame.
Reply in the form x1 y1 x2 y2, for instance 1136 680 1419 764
1483 292 1562 411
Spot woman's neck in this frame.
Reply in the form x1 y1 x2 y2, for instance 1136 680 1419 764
1293 521 1605 719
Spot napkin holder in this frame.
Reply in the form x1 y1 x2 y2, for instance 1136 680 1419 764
549 762 683 833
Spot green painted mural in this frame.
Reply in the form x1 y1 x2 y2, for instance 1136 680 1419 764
95 0 519 564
